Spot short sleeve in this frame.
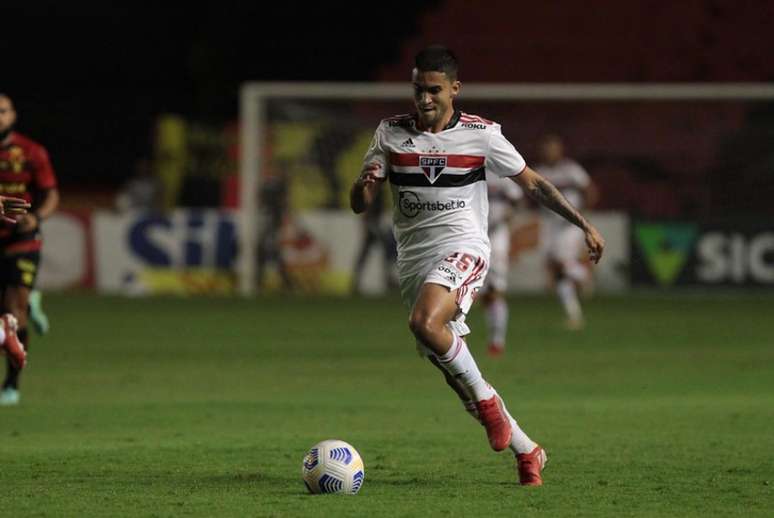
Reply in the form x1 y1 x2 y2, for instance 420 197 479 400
485 125 526 178
32 144 57 189
362 122 388 179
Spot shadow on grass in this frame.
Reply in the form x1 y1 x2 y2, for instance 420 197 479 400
197 471 448 496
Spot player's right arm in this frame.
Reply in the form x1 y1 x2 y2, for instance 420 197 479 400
350 163 386 214
351 123 388 214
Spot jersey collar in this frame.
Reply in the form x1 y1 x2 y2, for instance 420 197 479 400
413 109 461 133
443 109 461 130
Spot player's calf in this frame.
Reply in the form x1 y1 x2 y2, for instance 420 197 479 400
475 394 513 451
435 335 512 451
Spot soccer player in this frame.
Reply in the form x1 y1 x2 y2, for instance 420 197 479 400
535 134 598 330
0 93 60 406
0 193 30 376
350 46 604 486
480 171 523 357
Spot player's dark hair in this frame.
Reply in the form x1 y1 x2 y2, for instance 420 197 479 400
414 46 458 80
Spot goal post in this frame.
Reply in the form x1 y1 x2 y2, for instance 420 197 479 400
239 82 774 296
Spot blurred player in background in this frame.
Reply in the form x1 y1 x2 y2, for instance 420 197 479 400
350 47 604 485
0 94 59 406
480 171 523 356
535 135 598 330
114 157 163 212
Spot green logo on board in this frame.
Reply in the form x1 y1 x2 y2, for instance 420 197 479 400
635 223 698 285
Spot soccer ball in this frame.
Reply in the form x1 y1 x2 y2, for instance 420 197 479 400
302 439 365 495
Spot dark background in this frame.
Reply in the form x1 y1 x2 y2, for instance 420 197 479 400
3 1 773 208
1 2 440 191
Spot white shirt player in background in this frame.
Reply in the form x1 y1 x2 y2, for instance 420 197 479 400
535 135 599 330
350 46 604 486
480 171 523 356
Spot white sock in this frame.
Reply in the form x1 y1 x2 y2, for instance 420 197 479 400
464 390 536 454
557 278 582 321
490 389 538 455
437 334 495 402
485 298 508 347
450 374 535 454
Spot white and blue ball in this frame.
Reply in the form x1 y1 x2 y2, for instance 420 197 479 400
302 439 365 495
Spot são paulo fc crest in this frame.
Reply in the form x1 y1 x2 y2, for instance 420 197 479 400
419 156 447 184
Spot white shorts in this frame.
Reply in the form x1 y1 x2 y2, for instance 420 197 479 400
483 224 510 293
399 250 489 355
541 223 585 265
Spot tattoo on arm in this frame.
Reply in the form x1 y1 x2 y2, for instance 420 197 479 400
528 176 590 231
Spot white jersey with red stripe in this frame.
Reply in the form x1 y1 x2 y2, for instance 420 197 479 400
363 111 527 275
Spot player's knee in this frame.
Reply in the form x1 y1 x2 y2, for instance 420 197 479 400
408 311 438 343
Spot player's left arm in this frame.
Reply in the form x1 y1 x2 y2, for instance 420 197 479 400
0 196 30 223
512 167 605 263
17 144 60 232
17 188 59 232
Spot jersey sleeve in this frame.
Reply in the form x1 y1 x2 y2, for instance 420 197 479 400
485 125 526 178
362 122 389 179
32 144 57 190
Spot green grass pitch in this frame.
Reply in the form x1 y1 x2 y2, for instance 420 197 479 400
2 292 773 517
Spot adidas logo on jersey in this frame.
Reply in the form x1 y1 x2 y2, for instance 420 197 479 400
400 138 415 148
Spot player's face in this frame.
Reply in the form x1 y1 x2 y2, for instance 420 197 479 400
412 69 460 130
0 97 16 135
540 138 564 164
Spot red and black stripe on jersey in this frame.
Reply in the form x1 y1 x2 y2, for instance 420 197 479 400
388 153 486 187
389 167 486 187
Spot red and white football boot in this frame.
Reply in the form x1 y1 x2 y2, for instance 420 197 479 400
475 394 512 451
517 445 547 486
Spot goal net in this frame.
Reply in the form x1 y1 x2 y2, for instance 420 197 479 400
239 83 774 295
